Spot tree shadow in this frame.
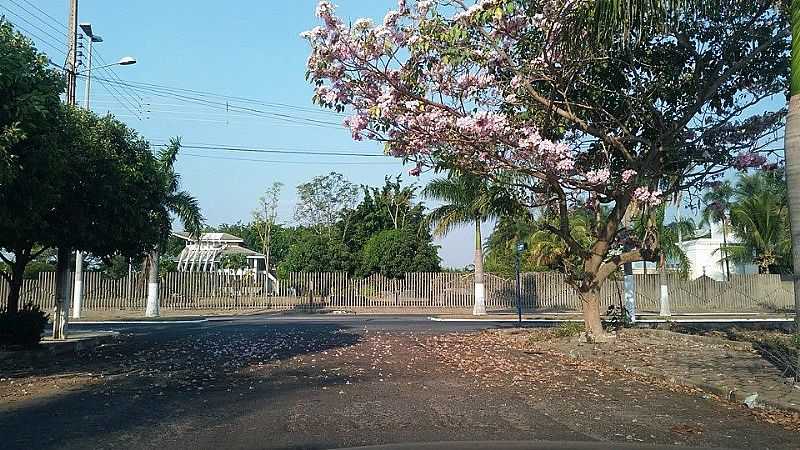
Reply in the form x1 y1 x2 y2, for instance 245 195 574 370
1 322 366 450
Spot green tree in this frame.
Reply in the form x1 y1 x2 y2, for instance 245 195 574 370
728 171 792 274
49 108 170 338
424 172 521 315
358 228 440 278
252 182 283 274
294 172 358 239
0 20 64 313
145 138 204 317
277 228 354 275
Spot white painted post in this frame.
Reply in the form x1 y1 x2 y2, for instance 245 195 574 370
71 251 84 318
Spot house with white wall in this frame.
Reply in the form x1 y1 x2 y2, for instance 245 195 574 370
677 221 757 280
632 221 757 280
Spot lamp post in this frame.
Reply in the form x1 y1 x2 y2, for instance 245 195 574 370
71 22 136 320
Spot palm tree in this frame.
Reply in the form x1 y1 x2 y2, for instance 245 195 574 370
423 172 519 315
145 138 204 317
728 172 792 274
700 182 734 280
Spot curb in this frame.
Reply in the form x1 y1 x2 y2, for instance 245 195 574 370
616 361 800 415
0 332 119 362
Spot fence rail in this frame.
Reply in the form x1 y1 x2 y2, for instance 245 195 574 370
0 271 793 313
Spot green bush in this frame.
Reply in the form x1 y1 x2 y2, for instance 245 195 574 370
554 322 585 338
0 303 49 348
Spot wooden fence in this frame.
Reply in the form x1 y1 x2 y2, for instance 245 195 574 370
0 271 794 313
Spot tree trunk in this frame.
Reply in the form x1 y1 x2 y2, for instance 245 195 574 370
52 246 72 340
721 217 731 281
145 250 160 317
71 251 84 319
472 218 486 316
6 252 30 314
658 253 671 317
579 287 606 340
785 7 800 376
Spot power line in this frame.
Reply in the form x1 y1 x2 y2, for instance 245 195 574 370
88 75 346 128
148 138 380 153
93 78 143 119
0 4 64 45
7 0 65 36
91 48 145 108
180 152 400 166
0 15 67 57
153 142 388 158
19 0 66 31
90 75 347 117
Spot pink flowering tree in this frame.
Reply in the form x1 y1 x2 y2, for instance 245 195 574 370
303 0 787 338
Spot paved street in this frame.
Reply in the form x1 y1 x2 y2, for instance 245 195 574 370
1 315 797 449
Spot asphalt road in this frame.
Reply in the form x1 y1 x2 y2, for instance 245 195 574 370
1 315 796 450
68 314 531 335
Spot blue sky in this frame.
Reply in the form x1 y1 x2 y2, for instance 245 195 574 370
1 0 485 268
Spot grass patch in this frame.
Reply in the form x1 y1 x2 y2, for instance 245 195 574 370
553 322 585 338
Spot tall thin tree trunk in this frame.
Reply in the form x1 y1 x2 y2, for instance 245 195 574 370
145 250 160 317
52 246 72 340
658 253 671 317
472 218 486 316
721 217 731 281
265 224 271 292
785 5 800 378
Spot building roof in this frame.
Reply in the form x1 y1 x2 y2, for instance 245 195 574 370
172 231 244 243
221 246 265 259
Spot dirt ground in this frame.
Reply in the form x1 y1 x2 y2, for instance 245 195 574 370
1 323 798 449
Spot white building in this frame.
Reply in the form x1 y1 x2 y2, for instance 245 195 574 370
172 232 278 281
631 221 757 280
677 221 757 280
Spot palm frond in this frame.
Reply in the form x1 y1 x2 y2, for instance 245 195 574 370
168 190 204 237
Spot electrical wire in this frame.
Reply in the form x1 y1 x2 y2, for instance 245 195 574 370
154 142 388 158
0 15 67 57
19 0 66 31
180 152 400 166
87 76 346 117
88 75 345 128
7 0 64 36
0 4 64 46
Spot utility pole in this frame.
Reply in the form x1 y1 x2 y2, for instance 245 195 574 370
66 0 78 106
53 0 79 340
72 23 101 319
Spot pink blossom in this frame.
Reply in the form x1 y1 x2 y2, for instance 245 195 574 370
585 169 610 185
734 152 767 170
633 187 663 207
456 111 508 137
409 165 422 176
343 112 369 140
621 169 637 183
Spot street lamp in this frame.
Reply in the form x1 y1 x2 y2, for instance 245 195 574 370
77 22 136 108
71 22 136 320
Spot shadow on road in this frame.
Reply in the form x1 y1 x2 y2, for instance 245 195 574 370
1 322 365 450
